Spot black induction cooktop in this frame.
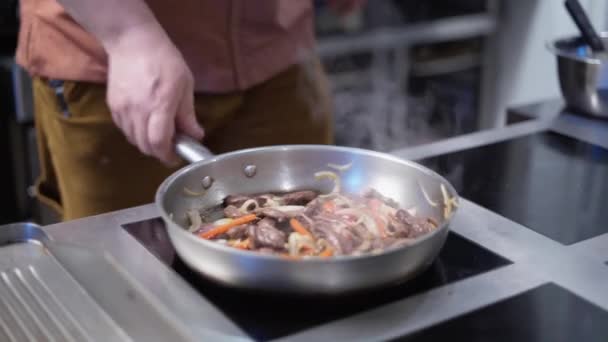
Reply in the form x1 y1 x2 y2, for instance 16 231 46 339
123 218 510 341
397 283 608 342
418 132 608 245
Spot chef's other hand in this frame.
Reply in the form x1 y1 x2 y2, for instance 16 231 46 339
327 0 366 15
105 23 204 166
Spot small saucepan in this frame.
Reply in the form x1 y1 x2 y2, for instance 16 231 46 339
549 33 608 118
155 136 459 294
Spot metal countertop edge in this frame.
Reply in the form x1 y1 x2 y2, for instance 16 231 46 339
43 205 252 342
389 119 552 161
40 111 608 342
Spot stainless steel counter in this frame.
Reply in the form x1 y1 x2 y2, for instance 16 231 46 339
38 102 608 341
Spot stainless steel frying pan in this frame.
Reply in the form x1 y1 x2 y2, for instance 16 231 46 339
155 136 459 294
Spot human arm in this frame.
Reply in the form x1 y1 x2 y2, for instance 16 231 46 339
57 0 204 164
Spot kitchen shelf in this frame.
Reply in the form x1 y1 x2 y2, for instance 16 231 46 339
317 13 497 57
410 52 481 77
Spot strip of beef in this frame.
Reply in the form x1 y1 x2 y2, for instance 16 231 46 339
310 221 344 254
199 206 224 222
387 215 410 238
254 194 275 207
310 217 362 255
337 228 362 254
223 194 252 208
348 224 374 241
249 218 287 250
303 198 324 218
225 224 251 240
279 191 318 206
256 208 290 222
364 189 400 209
223 205 242 218
255 206 305 222
395 209 435 238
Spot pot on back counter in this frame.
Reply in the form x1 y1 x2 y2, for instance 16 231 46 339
550 33 608 118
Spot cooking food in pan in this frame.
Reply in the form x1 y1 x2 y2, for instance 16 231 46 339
186 170 456 259
159 141 460 292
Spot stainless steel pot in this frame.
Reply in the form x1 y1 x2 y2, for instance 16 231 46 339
549 33 608 118
155 136 459 294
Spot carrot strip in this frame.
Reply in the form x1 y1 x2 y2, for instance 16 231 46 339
318 247 334 258
199 214 257 239
290 218 312 237
322 201 336 212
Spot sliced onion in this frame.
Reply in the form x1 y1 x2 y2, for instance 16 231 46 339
450 197 460 207
354 239 372 253
187 209 202 232
288 232 315 256
418 181 438 207
327 162 353 173
271 205 306 213
183 186 206 197
315 238 332 254
360 214 380 237
258 195 279 207
441 183 453 219
213 218 233 226
406 206 417 216
238 199 259 213
254 205 306 217
315 171 341 194
270 196 284 205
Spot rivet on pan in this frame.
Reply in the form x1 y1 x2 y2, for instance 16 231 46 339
201 176 214 189
244 165 257 178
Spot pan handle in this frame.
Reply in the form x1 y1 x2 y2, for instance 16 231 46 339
175 134 214 163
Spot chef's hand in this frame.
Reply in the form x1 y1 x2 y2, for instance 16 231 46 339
105 23 204 165
327 0 366 15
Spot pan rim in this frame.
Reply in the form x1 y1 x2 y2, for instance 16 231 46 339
155 144 458 263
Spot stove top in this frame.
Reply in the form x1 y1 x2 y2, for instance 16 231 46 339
397 283 608 342
418 131 608 245
123 218 510 341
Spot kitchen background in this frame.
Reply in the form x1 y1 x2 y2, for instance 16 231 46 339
1 0 607 225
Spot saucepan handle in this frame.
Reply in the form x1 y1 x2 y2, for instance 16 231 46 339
175 134 214 163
